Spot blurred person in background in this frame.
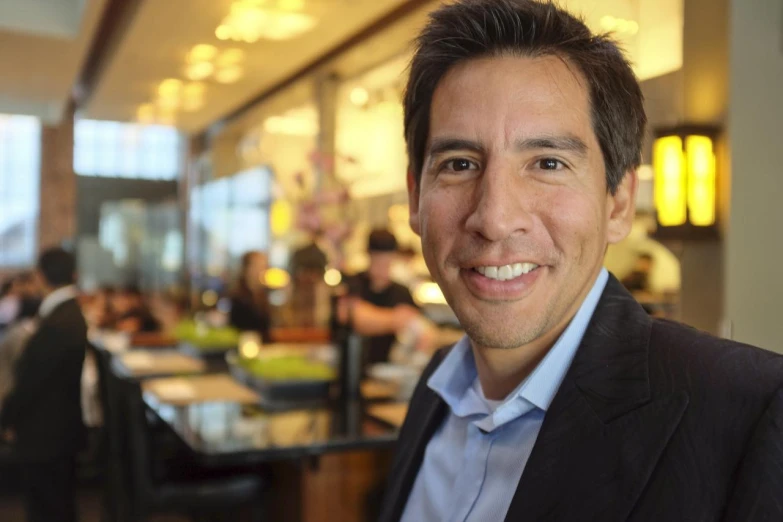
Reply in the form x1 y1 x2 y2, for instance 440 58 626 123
341 229 432 366
0 272 42 329
621 252 654 294
1 247 87 522
229 251 271 342
112 286 161 333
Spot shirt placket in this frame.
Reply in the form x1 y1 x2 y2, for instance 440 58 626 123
448 422 496 522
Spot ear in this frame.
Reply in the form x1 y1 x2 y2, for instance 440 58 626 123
606 169 638 244
407 169 421 236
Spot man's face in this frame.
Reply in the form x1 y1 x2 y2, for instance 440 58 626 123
408 55 636 351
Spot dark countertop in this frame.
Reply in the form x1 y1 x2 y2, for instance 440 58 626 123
143 393 400 467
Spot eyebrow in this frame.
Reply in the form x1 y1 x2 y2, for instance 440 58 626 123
515 135 588 157
426 134 589 160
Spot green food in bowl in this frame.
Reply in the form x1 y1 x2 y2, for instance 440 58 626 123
239 356 335 381
174 320 239 348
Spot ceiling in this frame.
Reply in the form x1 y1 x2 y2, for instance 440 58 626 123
83 0 415 134
0 0 105 123
0 0 683 132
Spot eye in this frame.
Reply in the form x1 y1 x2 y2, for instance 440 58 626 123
442 158 479 172
537 158 565 170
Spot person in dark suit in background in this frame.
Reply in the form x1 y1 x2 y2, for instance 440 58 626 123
1 247 87 522
229 251 272 342
378 1 783 521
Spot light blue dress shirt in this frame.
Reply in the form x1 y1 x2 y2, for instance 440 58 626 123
400 269 609 522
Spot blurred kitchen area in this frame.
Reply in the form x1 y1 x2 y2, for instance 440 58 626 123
0 0 781 521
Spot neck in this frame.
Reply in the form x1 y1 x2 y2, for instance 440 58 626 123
43 284 72 300
471 326 562 400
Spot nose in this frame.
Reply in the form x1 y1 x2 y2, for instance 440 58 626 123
464 162 535 242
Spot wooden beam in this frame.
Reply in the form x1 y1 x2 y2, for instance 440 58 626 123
72 0 145 110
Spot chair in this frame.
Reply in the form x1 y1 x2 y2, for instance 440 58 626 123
90 343 131 522
120 378 264 522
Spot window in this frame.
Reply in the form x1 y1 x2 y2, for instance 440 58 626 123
0 114 41 267
74 119 182 180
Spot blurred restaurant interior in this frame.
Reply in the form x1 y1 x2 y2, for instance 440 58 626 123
0 0 781 520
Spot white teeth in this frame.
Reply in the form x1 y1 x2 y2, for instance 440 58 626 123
475 262 539 281
521 262 537 274
498 265 513 280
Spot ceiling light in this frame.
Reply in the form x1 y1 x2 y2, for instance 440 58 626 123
215 25 232 40
217 2 317 42
216 48 245 67
185 61 215 81
350 87 369 106
188 44 218 63
158 78 183 98
215 66 244 84
278 0 305 11
136 104 155 124
156 96 180 110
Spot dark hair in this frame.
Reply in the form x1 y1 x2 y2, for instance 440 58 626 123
404 0 646 193
368 229 398 253
37 247 76 287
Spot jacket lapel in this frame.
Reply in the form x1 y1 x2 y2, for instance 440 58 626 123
378 357 448 522
504 276 689 522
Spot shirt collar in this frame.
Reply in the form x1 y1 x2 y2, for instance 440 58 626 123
38 285 78 318
428 269 609 422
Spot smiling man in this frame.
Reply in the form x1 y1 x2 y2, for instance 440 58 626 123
377 1 783 521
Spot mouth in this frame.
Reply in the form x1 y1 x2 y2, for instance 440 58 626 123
459 261 545 300
472 262 540 282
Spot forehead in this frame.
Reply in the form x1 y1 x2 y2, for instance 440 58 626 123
429 54 595 146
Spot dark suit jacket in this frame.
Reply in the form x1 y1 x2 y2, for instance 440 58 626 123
0 298 87 462
378 275 783 522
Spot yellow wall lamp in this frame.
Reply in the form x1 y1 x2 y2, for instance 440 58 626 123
652 126 720 240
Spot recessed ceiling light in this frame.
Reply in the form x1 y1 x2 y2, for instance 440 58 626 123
217 48 245 67
215 25 232 40
188 44 218 63
350 87 369 106
158 79 183 98
185 61 215 81
215 66 244 84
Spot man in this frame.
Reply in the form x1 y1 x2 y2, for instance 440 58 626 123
343 229 423 366
378 1 783 521
1 247 87 522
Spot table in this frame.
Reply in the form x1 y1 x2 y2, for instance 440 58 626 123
143 384 401 467
112 350 206 379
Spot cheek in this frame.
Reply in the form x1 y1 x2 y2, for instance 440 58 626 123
537 189 607 255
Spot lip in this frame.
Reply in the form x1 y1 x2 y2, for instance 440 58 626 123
460 265 545 300
467 260 542 269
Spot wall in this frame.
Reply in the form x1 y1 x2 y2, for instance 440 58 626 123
76 176 178 235
724 0 783 352
38 105 76 250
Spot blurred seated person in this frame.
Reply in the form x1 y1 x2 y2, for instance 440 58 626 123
341 229 433 366
229 251 271 342
621 252 654 294
0 272 42 328
112 286 161 333
0 317 37 411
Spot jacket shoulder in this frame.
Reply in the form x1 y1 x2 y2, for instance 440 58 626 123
649 318 783 399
